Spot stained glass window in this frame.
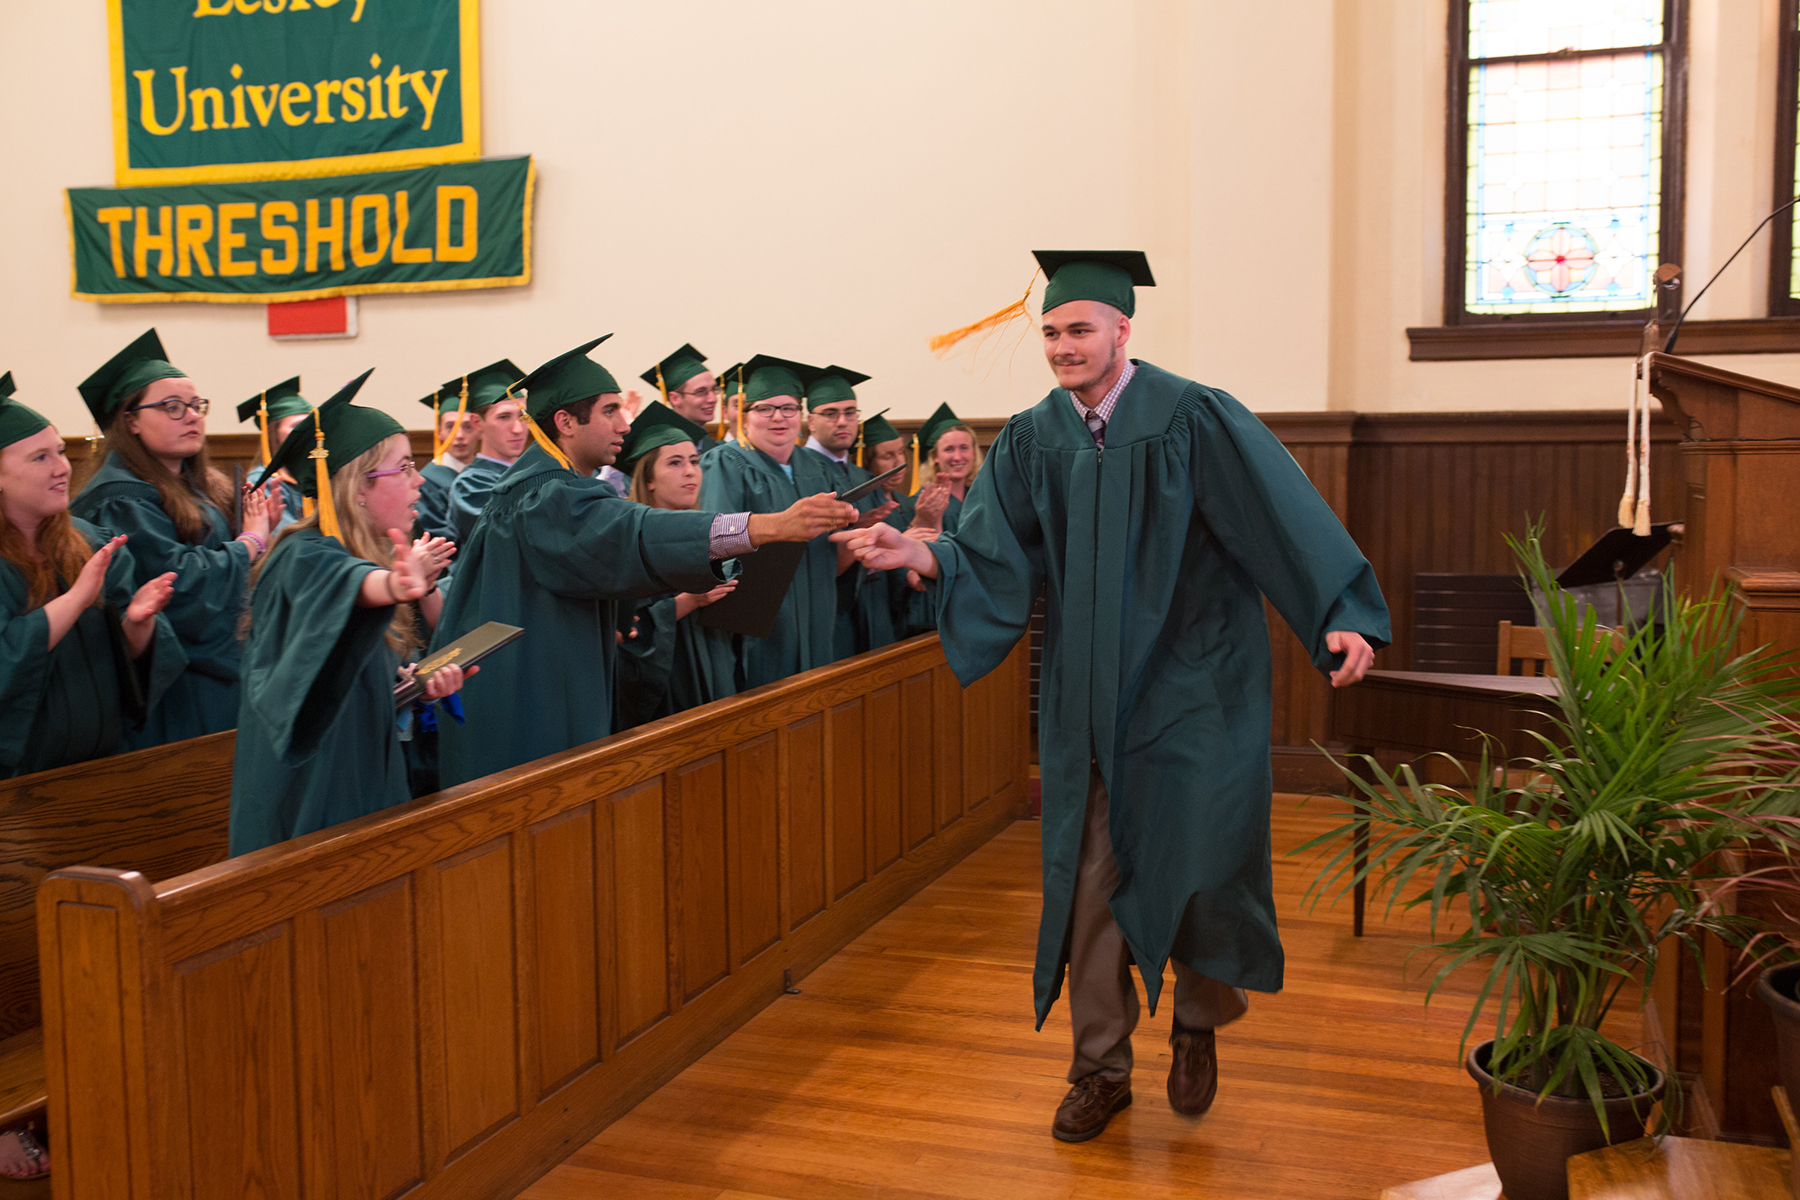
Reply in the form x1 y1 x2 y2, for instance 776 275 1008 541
1459 1 1673 316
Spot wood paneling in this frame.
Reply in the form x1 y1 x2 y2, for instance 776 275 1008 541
900 670 935 851
37 634 1029 1200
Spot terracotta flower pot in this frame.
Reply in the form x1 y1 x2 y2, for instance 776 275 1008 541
1465 1040 1664 1200
1756 962 1800 1106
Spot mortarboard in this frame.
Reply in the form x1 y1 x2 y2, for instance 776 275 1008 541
77 329 187 425
1033 250 1156 317
805 365 870 411
640 344 709 395
617 400 708 479
0 373 51 450
257 369 400 540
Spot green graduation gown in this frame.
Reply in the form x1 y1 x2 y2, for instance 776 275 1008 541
274 477 304 531
0 519 186 778
614 593 740 729
415 460 460 542
71 453 251 747
697 442 842 687
429 444 723 787
903 491 964 636
446 455 511 542
815 454 901 657
228 529 408 856
924 362 1390 1023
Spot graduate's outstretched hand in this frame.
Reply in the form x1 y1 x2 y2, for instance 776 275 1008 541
831 522 937 578
1326 630 1375 688
675 579 738 621
68 535 125 609
751 494 859 544
851 500 900 530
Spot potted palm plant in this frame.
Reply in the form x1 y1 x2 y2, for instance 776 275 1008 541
1304 530 1800 1200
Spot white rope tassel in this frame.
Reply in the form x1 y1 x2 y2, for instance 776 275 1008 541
1617 357 1640 527
1633 353 1652 535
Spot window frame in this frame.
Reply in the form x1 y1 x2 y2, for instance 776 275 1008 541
1441 0 1689 327
1769 0 1800 317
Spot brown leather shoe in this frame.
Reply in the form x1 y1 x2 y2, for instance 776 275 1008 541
1167 1025 1218 1116
1052 1074 1132 1142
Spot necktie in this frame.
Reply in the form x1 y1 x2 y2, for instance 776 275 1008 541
1084 408 1106 449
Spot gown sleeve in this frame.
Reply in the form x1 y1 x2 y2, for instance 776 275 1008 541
77 488 252 652
614 595 678 730
925 419 1047 686
0 577 52 772
101 538 188 724
516 478 721 600
1188 387 1390 673
240 534 391 763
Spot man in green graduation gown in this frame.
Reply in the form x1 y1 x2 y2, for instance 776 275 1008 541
237 378 313 528
838 251 1389 1143
430 337 855 787
803 367 900 656
642 343 724 454
446 374 531 542
416 359 518 544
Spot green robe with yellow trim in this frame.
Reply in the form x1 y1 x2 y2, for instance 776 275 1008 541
429 444 723 787
697 443 842 688
924 361 1390 1023
71 453 251 747
228 529 408 855
0 519 185 778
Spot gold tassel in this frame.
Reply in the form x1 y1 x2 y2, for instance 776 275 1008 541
655 363 669 405
437 375 471 462
735 387 745 447
303 497 315 520
257 391 271 466
928 271 1039 356
855 422 865 470
908 434 922 495
310 420 341 540
526 412 573 471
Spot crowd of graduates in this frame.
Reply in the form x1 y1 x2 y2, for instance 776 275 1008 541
0 329 989 857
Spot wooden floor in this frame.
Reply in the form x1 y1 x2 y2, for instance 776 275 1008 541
520 794 1497 1200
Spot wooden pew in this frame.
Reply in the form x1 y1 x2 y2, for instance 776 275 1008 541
37 633 1030 1200
0 731 236 1135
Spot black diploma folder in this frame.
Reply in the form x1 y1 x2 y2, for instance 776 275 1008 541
697 541 808 640
394 621 524 707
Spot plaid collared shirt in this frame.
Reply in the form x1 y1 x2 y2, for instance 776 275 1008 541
1071 359 1135 449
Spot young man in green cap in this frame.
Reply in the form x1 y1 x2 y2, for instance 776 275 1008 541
804 367 901 655
72 328 277 748
446 368 532 542
642 343 724 453
838 250 1389 1143
416 359 519 544
430 338 855 787
0 371 183 780
237 377 313 528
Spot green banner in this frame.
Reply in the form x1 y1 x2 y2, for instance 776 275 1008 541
68 155 531 303
108 0 479 185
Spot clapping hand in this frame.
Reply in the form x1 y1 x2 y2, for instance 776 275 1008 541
386 528 433 602
852 500 900 530
411 534 456 586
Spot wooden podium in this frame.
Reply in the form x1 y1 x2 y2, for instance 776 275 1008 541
1645 353 1800 1144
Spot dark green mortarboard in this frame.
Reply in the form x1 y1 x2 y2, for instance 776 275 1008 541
256 369 403 496
617 400 707 478
418 358 526 416
859 408 907 449
916 402 964 454
78 329 188 425
717 362 748 396
739 355 816 405
805 365 870 411
640 344 709 393
236 377 310 425
0 373 51 450
1034 250 1155 317
515 337 619 422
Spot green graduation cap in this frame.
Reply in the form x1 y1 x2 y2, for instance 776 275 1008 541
640 344 709 394
858 408 907 449
256 369 401 497
738 355 817 405
0 373 51 450
78 329 187 425
1033 250 1156 317
916 402 963 454
805 365 870 411
717 362 748 398
236 377 310 425
419 358 526 416
617 400 708 478
514 336 619 422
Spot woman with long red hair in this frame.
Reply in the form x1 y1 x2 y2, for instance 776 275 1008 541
70 330 274 748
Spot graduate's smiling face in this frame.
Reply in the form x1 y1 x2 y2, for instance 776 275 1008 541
357 434 421 534
1042 301 1131 394
931 429 976 484
868 437 908 477
0 424 73 531
125 377 207 467
667 371 717 426
437 408 483 460
647 441 703 510
745 397 802 458
480 399 530 462
807 401 860 455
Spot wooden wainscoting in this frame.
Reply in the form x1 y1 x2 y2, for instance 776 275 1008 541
37 634 1029 1200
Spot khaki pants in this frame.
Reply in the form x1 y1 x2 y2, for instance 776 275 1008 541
1066 764 1248 1083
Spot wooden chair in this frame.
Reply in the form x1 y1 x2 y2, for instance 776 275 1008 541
1496 620 1553 676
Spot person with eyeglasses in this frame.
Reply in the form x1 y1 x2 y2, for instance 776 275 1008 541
71 329 277 748
229 372 466 856
641 344 724 454
427 338 854 788
802 368 902 657
698 356 876 687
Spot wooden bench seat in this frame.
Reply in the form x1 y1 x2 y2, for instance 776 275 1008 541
0 1027 43 1129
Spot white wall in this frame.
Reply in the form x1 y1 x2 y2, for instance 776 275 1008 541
2 0 1795 432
